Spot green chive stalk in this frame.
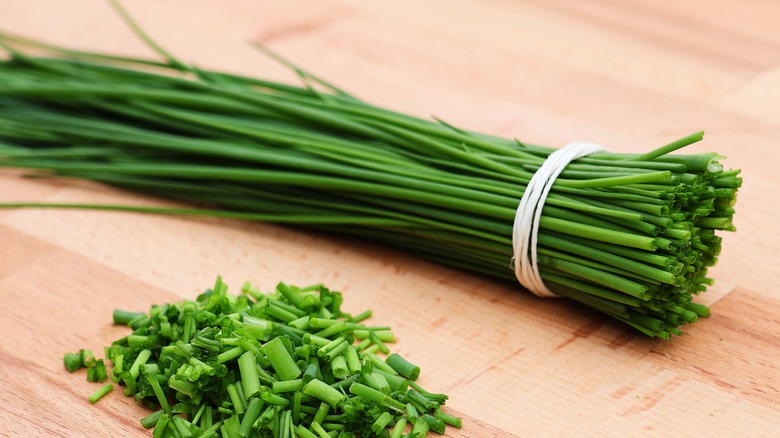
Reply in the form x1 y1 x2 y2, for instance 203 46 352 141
0 7 740 338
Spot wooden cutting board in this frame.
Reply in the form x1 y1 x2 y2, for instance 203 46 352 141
1 0 778 436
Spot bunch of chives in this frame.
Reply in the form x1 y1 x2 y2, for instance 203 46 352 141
0 16 739 339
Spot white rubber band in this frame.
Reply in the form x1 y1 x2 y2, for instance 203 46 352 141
512 142 605 297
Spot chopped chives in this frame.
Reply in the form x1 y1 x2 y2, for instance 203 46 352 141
62 276 459 435
128 349 151 379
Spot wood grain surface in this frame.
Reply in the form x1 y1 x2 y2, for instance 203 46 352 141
1 0 779 436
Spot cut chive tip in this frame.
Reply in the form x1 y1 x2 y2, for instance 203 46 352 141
386 353 421 381
88 383 114 404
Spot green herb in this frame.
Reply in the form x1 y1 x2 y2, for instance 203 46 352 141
385 353 420 381
0 2 740 338
88 383 114 404
87 359 108 383
64 278 460 436
64 352 83 372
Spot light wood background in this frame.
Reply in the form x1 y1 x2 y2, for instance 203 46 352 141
1 1 778 436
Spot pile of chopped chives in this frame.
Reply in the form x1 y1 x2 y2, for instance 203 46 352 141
0 5 740 338
65 278 461 437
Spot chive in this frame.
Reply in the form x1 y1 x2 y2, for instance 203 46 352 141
363 344 381 355
365 353 398 375
272 379 304 393
152 413 169 438
222 415 240 438
386 354 420 381
237 398 264 437
434 409 462 428
310 422 330 438
356 339 372 351
88 383 114 404
312 402 330 425
80 349 96 367
237 351 260 398
303 379 345 408
347 310 372 323
260 390 290 407
64 352 83 372
171 415 194 438
226 383 245 415
93 360 108 382
353 329 395 342
344 346 361 375
406 391 436 411
292 392 303 422
146 374 170 414
190 404 206 426
199 420 223 438
367 372 391 394
408 381 448 404
262 337 302 381
371 412 394 434
349 383 405 412
375 370 409 393
330 355 349 380
390 418 407 438
113 309 145 325
217 346 245 364
406 403 420 424
302 361 319 384
276 282 304 309
295 424 319 438
369 330 390 354
409 416 430 437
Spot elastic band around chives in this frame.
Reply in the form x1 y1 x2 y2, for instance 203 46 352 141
512 142 606 297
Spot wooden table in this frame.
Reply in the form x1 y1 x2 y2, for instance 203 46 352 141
1 0 778 435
